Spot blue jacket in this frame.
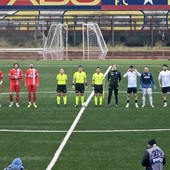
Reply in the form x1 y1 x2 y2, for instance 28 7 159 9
5 158 24 170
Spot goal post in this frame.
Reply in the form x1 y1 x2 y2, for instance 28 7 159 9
43 24 68 60
82 23 108 60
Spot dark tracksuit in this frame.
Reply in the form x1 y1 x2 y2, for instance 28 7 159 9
141 145 166 170
107 70 121 105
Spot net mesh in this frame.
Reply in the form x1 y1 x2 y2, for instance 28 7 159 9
43 24 68 60
83 23 108 60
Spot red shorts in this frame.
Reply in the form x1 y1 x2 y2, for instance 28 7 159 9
27 84 37 93
10 83 20 92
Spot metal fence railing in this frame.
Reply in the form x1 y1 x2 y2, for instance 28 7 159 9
0 13 170 47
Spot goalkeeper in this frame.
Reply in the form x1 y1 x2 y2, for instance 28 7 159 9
107 64 121 107
140 66 156 108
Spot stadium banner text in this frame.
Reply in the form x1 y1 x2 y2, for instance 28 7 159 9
1 0 170 10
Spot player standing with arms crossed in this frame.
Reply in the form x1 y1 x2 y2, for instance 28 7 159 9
0 69 4 107
123 65 141 108
25 63 39 108
72 65 87 107
107 64 121 107
56 68 67 107
92 67 105 106
140 66 156 108
9 63 23 107
158 64 170 107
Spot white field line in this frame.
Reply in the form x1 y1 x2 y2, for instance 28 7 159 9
74 129 170 133
0 129 67 133
0 129 170 133
46 65 112 170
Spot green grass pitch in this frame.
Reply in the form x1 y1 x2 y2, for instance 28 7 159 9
0 60 170 170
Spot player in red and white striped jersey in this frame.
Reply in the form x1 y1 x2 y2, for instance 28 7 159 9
25 63 39 108
9 63 23 107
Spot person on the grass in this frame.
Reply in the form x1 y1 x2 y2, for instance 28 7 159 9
9 63 23 108
158 64 170 107
92 66 105 106
140 66 156 108
72 65 87 107
107 64 121 107
4 158 24 170
56 68 67 107
141 139 166 170
123 65 141 108
25 63 39 108
0 69 4 107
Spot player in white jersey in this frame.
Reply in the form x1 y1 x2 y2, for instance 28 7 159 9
158 64 170 107
123 65 141 108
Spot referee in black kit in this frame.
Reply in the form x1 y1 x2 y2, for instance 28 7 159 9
107 64 121 107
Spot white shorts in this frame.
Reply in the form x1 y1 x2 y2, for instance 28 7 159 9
142 88 152 95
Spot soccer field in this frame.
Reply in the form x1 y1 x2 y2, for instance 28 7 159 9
0 60 170 170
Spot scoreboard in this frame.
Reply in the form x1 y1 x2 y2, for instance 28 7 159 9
0 0 170 10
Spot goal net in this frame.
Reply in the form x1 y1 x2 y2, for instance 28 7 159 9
43 24 68 60
82 23 108 60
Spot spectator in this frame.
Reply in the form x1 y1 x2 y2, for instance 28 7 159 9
4 158 24 170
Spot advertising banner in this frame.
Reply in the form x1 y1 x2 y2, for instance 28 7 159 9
0 0 170 10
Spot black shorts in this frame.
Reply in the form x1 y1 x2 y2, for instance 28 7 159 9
94 85 103 94
127 87 137 94
57 85 67 93
75 83 84 93
162 86 170 93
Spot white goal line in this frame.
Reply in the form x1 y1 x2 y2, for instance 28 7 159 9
0 128 170 133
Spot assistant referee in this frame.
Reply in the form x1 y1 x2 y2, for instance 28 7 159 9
56 68 67 107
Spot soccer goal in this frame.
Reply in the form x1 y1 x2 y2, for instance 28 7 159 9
43 24 68 60
82 23 108 60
